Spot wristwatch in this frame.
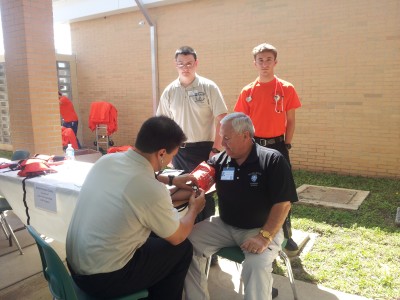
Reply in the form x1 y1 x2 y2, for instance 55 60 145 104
211 147 221 154
168 175 175 186
285 143 292 150
259 229 273 242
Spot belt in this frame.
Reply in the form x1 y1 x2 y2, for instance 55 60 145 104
180 141 213 148
254 135 284 147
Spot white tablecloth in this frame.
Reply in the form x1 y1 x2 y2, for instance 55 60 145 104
0 160 93 243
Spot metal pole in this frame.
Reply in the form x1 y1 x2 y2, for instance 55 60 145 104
134 0 159 114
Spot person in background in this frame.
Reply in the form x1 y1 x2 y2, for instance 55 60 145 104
61 126 79 150
234 43 302 255
184 112 298 300
156 46 228 264
58 91 80 148
66 116 206 300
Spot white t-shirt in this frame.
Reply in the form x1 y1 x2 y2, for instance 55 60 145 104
66 149 180 275
156 75 228 143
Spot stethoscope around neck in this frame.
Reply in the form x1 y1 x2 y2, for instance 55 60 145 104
246 75 284 113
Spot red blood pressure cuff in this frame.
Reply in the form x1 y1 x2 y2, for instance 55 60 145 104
190 161 215 192
17 158 57 177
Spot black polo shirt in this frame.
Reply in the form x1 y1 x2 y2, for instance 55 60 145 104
209 143 298 229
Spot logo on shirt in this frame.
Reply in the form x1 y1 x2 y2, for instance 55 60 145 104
249 172 261 187
188 90 206 103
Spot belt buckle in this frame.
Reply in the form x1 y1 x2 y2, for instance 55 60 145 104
259 139 267 147
180 143 186 148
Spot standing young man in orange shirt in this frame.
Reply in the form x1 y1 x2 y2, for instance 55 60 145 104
234 43 301 254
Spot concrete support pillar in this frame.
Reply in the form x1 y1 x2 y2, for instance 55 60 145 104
0 0 62 155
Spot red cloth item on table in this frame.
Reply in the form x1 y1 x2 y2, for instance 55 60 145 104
107 146 134 154
0 162 11 169
190 161 215 192
88 101 118 135
61 126 79 150
17 158 57 177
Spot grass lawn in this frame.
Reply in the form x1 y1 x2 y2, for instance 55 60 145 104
286 169 400 300
0 150 12 159
1 149 398 299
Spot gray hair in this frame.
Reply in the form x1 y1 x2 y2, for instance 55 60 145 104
221 112 255 137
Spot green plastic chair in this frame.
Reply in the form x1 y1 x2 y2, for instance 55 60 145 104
0 197 24 254
205 240 299 300
11 149 31 161
26 225 148 300
0 150 31 255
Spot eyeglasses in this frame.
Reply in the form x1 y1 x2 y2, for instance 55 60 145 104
176 62 195 69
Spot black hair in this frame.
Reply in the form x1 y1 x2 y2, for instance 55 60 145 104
135 116 187 154
175 46 197 60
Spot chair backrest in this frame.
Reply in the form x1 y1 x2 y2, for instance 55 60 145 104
26 225 78 300
11 150 30 161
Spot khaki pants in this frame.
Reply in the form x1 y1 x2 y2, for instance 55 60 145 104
184 216 283 300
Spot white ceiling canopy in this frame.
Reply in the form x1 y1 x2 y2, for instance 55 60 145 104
52 0 192 23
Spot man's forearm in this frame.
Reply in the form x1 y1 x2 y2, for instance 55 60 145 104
285 110 296 144
261 202 291 238
213 113 227 150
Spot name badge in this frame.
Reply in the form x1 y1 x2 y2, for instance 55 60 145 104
221 167 235 181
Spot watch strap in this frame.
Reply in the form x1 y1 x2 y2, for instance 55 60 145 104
168 175 175 186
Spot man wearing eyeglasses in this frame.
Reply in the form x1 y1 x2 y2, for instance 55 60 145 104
156 46 228 248
234 43 301 257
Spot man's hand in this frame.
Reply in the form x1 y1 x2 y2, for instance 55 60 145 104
173 174 198 190
188 188 206 215
240 235 270 254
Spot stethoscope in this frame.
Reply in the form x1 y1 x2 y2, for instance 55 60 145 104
246 76 284 113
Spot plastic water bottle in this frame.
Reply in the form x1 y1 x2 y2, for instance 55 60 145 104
66 144 75 160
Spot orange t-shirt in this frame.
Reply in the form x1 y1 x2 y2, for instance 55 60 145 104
234 77 301 138
59 96 78 122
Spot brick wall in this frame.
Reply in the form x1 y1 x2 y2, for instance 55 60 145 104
71 0 400 178
1 0 62 155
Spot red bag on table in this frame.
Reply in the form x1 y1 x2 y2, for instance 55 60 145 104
190 161 215 192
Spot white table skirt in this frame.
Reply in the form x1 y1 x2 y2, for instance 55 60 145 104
0 160 93 243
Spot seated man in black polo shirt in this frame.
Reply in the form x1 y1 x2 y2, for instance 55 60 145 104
184 112 298 300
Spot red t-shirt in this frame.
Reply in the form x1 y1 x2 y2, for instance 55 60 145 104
59 96 78 122
234 77 301 138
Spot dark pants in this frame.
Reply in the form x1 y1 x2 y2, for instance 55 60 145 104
68 237 193 300
172 142 213 174
255 138 294 240
173 142 216 222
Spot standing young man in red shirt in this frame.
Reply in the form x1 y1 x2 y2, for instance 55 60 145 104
234 43 301 254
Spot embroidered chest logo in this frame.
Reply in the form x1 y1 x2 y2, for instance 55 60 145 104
188 90 206 103
248 172 261 187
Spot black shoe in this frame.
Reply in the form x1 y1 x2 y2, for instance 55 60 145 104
210 254 219 266
272 287 279 299
284 238 299 251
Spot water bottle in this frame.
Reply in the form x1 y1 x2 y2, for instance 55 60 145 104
66 144 75 160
